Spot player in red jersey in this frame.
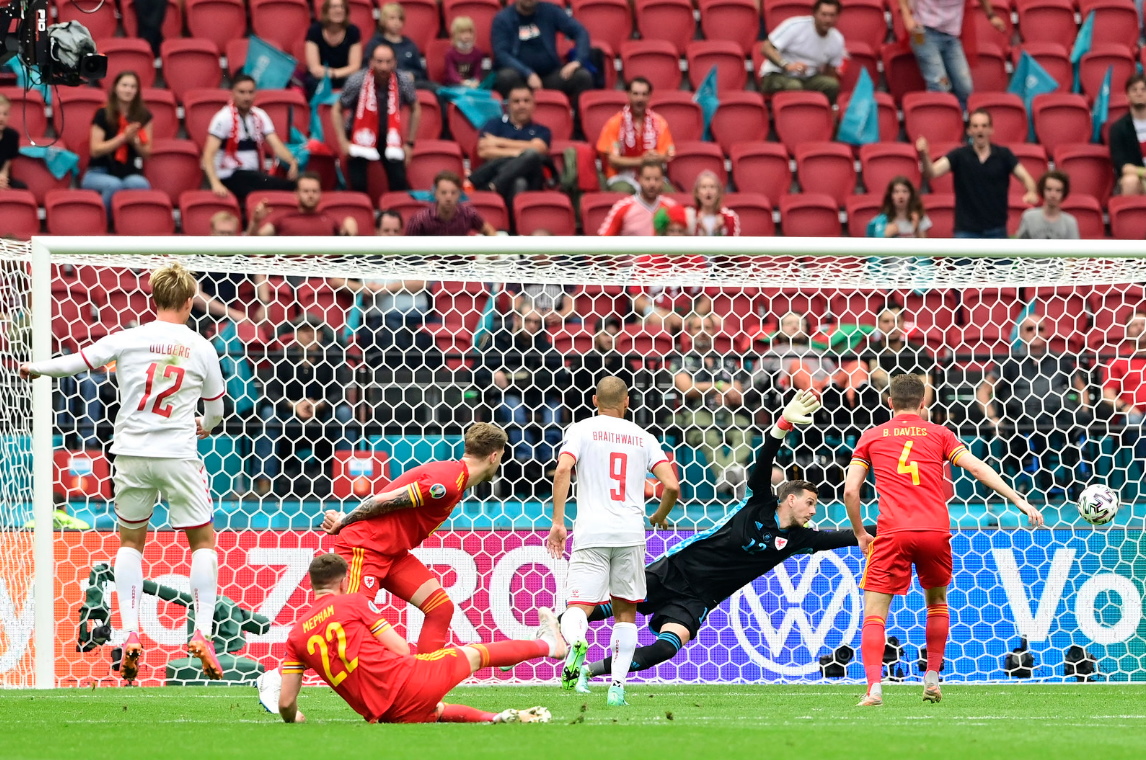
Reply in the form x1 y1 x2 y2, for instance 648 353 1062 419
320 422 508 654
844 374 1043 707
276 553 565 724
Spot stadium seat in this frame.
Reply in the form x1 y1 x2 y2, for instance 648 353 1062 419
571 0 634 53
447 97 501 160
954 286 1021 353
902 92 964 144
1032 93 1091 156
970 41 1010 93
1102 89 1130 144
668 141 727 191
971 0 1012 49
45 189 107 235
1085 0 1140 51
53 88 104 170
531 90 574 142
408 89 443 142
837 90 899 143
685 40 747 91
97 38 157 88
834 0 888 50
771 90 834 153
1053 144 1114 206
224 38 249 77
880 43 925 104
1016 0 1077 46
1086 283 1146 329
1060 195 1106 239
423 38 454 91
648 91 704 142
406 140 466 190
318 192 376 235
838 41 880 96
0 88 47 137
723 193 775 236
378 192 430 223
255 89 310 139
442 0 501 52
710 91 767 155
55 0 118 39
620 40 682 91
859 142 921 195
763 0 814 30
698 0 757 55
614 325 674 358
182 89 233 150
580 192 627 235
966 92 1026 147
185 0 249 50
635 0 696 55
779 193 841 237
401 0 442 52
466 191 510 232
111 190 176 236
1079 44 1136 101
431 280 491 333
0 190 40 239
1008 144 1048 199
1025 286 1089 352
923 193 955 237
246 191 301 225
1013 43 1072 93
120 0 183 42
160 39 222 101
730 142 792 206
143 140 205 204
845 193 882 237
794 142 856 207
1108 195 1146 239
249 0 312 55
578 91 629 149
143 88 181 140
179 190 242 235
11 144 70 203
513 192 576 236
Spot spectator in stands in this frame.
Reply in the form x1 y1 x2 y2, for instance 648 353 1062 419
898 0 1007 109
753 311 837 393
191 212 272 332
376 208 404 235
1110 74 1146 197
491 0 593 103
867 177 931 238
596 78 675 194
334 44 419 195
976 313 1092 495
1017 171 1080 240
203 75 299 205
0 94 25 190
809 359 890 498
1102 310 1146 460
445 16 486 88
248 173 359 236
470 85 551 208
568 317 630 419
689 171 740 236
303 0 364 101
671 313 753 499
507 279 576 328
365 3 433 90
863 305 935 402
917 108 1038 238
758 0 846 103
405 170 498 236
329 272 439 367
134 0 168 56
599 160 678 236
81 71 152 214
654 204 690 236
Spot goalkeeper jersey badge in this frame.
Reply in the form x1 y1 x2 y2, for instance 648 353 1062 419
365 577 375 588
430 484 446 499
775 537 788 551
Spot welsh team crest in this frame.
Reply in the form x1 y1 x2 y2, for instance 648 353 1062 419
430 484 446 499
775 537 788 550
365 577 375 588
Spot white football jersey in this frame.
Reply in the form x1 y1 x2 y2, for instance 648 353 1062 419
559 414 669 549
80 322 225 459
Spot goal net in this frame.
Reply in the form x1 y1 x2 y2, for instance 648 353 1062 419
1 236 1143 688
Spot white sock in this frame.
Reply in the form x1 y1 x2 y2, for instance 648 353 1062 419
610 622 638 687
115 547 143 636
190 548 218 638
560 607 588 647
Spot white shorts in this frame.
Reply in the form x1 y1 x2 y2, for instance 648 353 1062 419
113 456 213 530
565 545 646 605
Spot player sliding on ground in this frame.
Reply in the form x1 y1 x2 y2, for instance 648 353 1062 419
276 553 561 724
321 422 507 653
547 376 680 707
845 373 1044 707
19 262 227 683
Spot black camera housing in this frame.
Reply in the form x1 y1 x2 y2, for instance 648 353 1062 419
0 0 108 86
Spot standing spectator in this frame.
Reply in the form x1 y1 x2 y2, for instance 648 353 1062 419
596 78 674 193
376 208 404 235
445 16 486 88
688 171 740 236
81 71 152 214
133 0 168 56
202 75 299 205
1109 75 1146 197
491 0 593 103
1102 311 1146 461
917 109 1038 238
898 0 1007 109
191 212 271 333
303 0 363 101
364 3 434 90
470 85 551 208
333 44 420 195
1016 171 1080 240
598 160 678 236
248 172 359 236
0 94 25 189
758 0 846 103
405 171 498 235
867 177 932 238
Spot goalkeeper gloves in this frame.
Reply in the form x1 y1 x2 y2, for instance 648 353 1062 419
771 389 822 439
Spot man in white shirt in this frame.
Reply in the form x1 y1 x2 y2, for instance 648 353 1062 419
20 263 227 684
759 0 846 103
547 376 680 707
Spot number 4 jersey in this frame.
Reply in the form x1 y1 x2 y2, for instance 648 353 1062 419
559 415 669 550
79 322 225 459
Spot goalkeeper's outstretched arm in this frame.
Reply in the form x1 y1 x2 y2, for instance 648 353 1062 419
745 389 822 497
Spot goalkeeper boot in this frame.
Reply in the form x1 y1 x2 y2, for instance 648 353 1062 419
922 671 942 703
606 684 629 707
120 632 143 685
536 607 567 661
574 664 592 694
188 630 224 680
561 639 589 690
493 706 552 724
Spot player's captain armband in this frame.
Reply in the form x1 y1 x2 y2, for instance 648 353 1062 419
946 444 969 465
282 660 307 674
849 457 870 470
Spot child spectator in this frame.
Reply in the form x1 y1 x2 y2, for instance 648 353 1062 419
867 176 932 238
365 3 434 90
444 16 486 88
688 170 740 236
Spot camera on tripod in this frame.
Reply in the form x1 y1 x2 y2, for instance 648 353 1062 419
0 0 108 86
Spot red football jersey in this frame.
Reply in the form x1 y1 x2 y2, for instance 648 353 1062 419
849 413 969 535
282 594 415 722
338 460 470 555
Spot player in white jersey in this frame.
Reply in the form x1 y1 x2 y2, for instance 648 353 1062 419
547 376 679 707
19 262 227 684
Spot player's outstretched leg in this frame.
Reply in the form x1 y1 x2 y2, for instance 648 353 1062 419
437 704 551 724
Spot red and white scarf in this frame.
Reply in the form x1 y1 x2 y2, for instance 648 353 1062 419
620 105 658 157
113 111 149 165
350 70 404 161
222 102 264 170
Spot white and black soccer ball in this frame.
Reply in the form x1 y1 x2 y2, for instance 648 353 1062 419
1077 484 1119 526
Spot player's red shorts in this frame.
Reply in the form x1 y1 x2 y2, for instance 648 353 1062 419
337 545 435 600
379 648 472 723
860 531 952 595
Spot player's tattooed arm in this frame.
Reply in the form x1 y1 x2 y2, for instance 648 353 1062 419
323 487 417 534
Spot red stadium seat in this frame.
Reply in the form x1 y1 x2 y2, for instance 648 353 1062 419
531 90 574 142
902 92 964 144
966 92 1026 146
318 192 375 234
1053 144 1115 206
763 0 813 30
406 140 466 190
954 287 1021 354
972 0 1012 51
160 39 222 101
1086 0 1140 51
845 193 882 237
710 91 767 155
1013 43 1071 93
771 90 833 153
45 190 107 235
837 90 899 143
835 0 888 50
513 192 576 236
378 192 431 223
859 142 921 195
466 191 510 232
1102 89 1129 144
579 91 629 149
1060 195 1106 239
424 38 453 92
880 43 925 105
225 38 249 77
447 97 502 160
246 191 299 223
182 89 233 150
648 91 703 142
1016 0 1077 46
401 0 442 52
249 0 312 55
144 140 205 204
442 0 501 53
55 0 118 39
838 42 880 96
185 0 249 50
11 142 70 203
685 40 747 91
795 142 856 207
143 88 180 140
1109 195 1146 239
1079 44 1136 101
53 88 104 170
580 192 627 235
970 41 1010 93
730 142 792 206
620 40 682 91
1032 93 1091 156
1024 286 1089 352
179 190 242 235
111 190 176 235
635 0 696 55
120 0 183 42
923 193 955 238
571 0 634 53
411 89 443 142
614 325 673 358
97 38 157 88
255 89 310 138
779 193 841 236
0 88 47 137
723 192 775 236
0 190 40 239
698 0 758 55
1008 144 1048 199
668 141 727 191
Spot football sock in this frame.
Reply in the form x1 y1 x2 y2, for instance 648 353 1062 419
926 603 950 673
190 548 218 638
609 622 638 687
114 547 144 635
587 603 612 623
470 639 550 668
591 631 681 676
416 588 454 653
560 606 589 647
861 615 886 692
438 704 497 723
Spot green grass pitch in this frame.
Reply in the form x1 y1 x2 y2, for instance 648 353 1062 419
2 684 1144 760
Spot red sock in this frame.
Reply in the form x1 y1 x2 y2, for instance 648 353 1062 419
470 639 550 669
416 588 454 654
926 604 949 672
438 703 496 723
861 615 886 690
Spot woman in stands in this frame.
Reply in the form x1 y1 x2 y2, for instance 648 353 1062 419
303 0 363 101
81 71 152 214
867 176 931 238
688 170 740 236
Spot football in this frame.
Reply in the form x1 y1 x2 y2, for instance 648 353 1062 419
1077 483 1120 525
